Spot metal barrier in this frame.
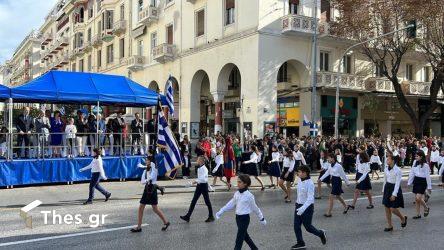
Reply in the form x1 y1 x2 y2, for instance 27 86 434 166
3 132 157 160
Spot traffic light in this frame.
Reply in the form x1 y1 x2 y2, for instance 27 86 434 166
406 20 417 39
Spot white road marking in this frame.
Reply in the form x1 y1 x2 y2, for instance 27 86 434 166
0 224 149 247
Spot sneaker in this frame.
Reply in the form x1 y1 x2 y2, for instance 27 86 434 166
105 193 111 202
291 242 306 249
159 187 165 196
83 200 92 205
180 215 190 223
205 216 215 223
130 228 142 233
320 230 327 245
161 222 170 231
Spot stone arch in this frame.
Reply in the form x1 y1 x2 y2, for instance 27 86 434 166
190 70 212 136
148 81 160 93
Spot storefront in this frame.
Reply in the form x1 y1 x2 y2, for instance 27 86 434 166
277 97 300 137
320 95 357 137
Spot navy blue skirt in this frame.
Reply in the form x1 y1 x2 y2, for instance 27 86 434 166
370 163 380 171
280 167 294 182
319 169 330 184
246 163 259 176
355 172 372 190
268 161 281 177
331 176 344 195
212 165 224 177
412 176 427 194
382 183 404 208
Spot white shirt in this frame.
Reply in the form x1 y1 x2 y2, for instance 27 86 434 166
408 163 432 189
213 154 224 173
293 151 306 165
196 165 209 184
356 162 370 183
283 157 296 172
270 152 281 162
355 154 361 165
439 159 444 176
65 124 77 139
319 159 329 171
320 162 350 185
296 178 315 215
370 155 382 165
382 165 402 197
80 157 106 179
217 190 264 219
138 162 157 185
421 147 428 156
244 152 259 164
430 150 439 162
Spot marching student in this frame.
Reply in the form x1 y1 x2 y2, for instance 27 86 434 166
268 145 281 189
215 174 266 250
429 145 439 175
319 152 350 217
292 144 307 185
279 148 296 203
407 151 431 219
292 165 327 250
211 148 229 191
130 157 170 232
382 153 407 232
315 150 331 199
79 148 111 205
346 152 374 212
242 145 265 191
439 149 444 186
180 156 215 223
369 150 382 180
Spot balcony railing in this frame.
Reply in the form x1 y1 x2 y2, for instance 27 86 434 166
102 28 115 42
282 14 329 36
365 77 395 93
408 81 430 96
113 20 127 35
127 55 145 71
152 43 175 63
73 0 88 6
73 22 86 33
83 40 92 52
41 33 53 45
317 72 365 90
138 6 159 25
92 34 103 47
74 46 85 56
55 36 69 50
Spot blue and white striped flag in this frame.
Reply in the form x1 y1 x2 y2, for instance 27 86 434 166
157 98 183 178
165 77 175 118
59 106 65 116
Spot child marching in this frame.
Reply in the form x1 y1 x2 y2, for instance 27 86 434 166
407 151 431 219
267 145 281 189
279 148 296 203
346 152 374 211
370 150 382 180
211 148 228 191
315 150 331 199
242 145 265 191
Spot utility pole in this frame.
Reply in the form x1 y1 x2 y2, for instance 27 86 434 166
310 0 318 137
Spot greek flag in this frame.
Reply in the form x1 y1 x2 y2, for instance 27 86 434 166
157 99 183 178
59 106 65 116
165 77 175 118
303 114 311 127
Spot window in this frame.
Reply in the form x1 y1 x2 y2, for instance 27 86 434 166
87 28 92 42
342 55 352 74
120 4 125 20
228 67 240 89
320 51 329 71
97 0 102 12
88 7 93 19
72 63 76 72
150 32 157 51
196 9 205 37
107 44 114 64
321 0 331 22
138 0 143 11
406 64 414 80
277 62 289 82
375 60 384 77
97 50 102 68
423 66 432 82
225 0 235 25
150 0 157 7
137 40 143 56
166 24 173 44
79 59 84 72
119 38 125 58
289 0 298 15
105 10 114 29
98 21 102 33
87 55 92 71
165 0 173 5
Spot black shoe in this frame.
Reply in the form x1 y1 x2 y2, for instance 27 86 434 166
130 228 142 233
323 214 332 218
412 215 421 219
205 216 215 223
384 227 393 232
424 193 430 203
320 230 327 245
160 187 165 196
401 216 407 228
105 193 111 202
180 215 190 223
83 200 92 205
291 242 306 249
261 186 265 191
161 222 170 231
347 205 355 210
366 205 374 209
424 207 430 217
314 196 321 200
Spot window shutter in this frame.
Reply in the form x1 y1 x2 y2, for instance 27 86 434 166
289 0 299 5
226 0 235 9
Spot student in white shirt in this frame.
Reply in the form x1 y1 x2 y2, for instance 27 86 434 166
429 145 439 175
242 145 265 191
407 151 431 219
382 153 407 232
292 165 327 250
267 145 281 188
79 148 111 205
211 148 229 191
279 148 296 203
315 150 331 199
64 118 77 158
439 149 444 186
319 153 350 217
346 152 374 212
369 150 382 180
215 174 266 250
180 156 215 223
131 157 170 232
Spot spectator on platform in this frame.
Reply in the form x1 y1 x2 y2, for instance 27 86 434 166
15 107 34 158
111 112 125 155
87 114 97 155
97 114 106 151
180 135 192 178
50 111 64 158
34 110 51 158
131 113 143 155
75 111 88 156
0 126 8 158
65 118 77 158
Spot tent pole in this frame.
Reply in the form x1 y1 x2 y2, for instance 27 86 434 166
96 101 100 150
8 98 13 161
142 107 145 155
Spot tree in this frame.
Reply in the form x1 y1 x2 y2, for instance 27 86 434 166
331 0 442 137
362 93 380 135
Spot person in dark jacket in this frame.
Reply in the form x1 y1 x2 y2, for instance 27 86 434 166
131 113 143 155
111 112 125 155
16 107 34 158
75 111 88 156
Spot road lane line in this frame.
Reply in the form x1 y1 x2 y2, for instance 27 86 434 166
0 224 149 247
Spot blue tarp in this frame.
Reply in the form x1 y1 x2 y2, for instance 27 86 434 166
10 71 166 107
0 156 146 186
0 84 10 100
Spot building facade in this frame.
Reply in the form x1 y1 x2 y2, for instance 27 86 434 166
1 0 443 139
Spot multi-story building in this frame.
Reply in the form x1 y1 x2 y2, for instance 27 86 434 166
2 0 443 138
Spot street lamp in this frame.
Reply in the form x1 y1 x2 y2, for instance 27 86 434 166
334 23 416 139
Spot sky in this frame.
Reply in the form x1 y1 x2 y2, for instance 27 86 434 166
0 0 58 64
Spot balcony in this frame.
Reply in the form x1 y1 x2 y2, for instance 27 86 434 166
92 34 103 47
102 28 115 42
68 50 77 60
49 45 58 55
365 77 395 93
73 22 86 33
55 36 69 50
316 72 365 91
282 14 329 36
112 20 127 36
138 6 158 26
72 0 88 6
83 40 92 52
186 0 197 3
152 43 175 63
58 54 69 65
74 46 85 56
41 33 53 45
127 55 145 71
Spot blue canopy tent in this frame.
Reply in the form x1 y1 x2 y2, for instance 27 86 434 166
0 84 10 100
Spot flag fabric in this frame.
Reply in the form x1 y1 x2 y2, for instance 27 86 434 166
59 106 65 116
165 77 175 118
156 99 183 178
303 114 311 127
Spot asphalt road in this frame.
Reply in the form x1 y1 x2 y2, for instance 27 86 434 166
1 173 443 250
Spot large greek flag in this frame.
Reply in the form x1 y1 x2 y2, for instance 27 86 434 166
157 99 183 177
165 77 175 118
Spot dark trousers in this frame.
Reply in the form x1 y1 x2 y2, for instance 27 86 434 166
88 172 109 201
17 134 30 157
294 204 322 244
430 162 438 175
186 183 213 218
235 214 258 250
114 134 124 155
132 135 141 154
